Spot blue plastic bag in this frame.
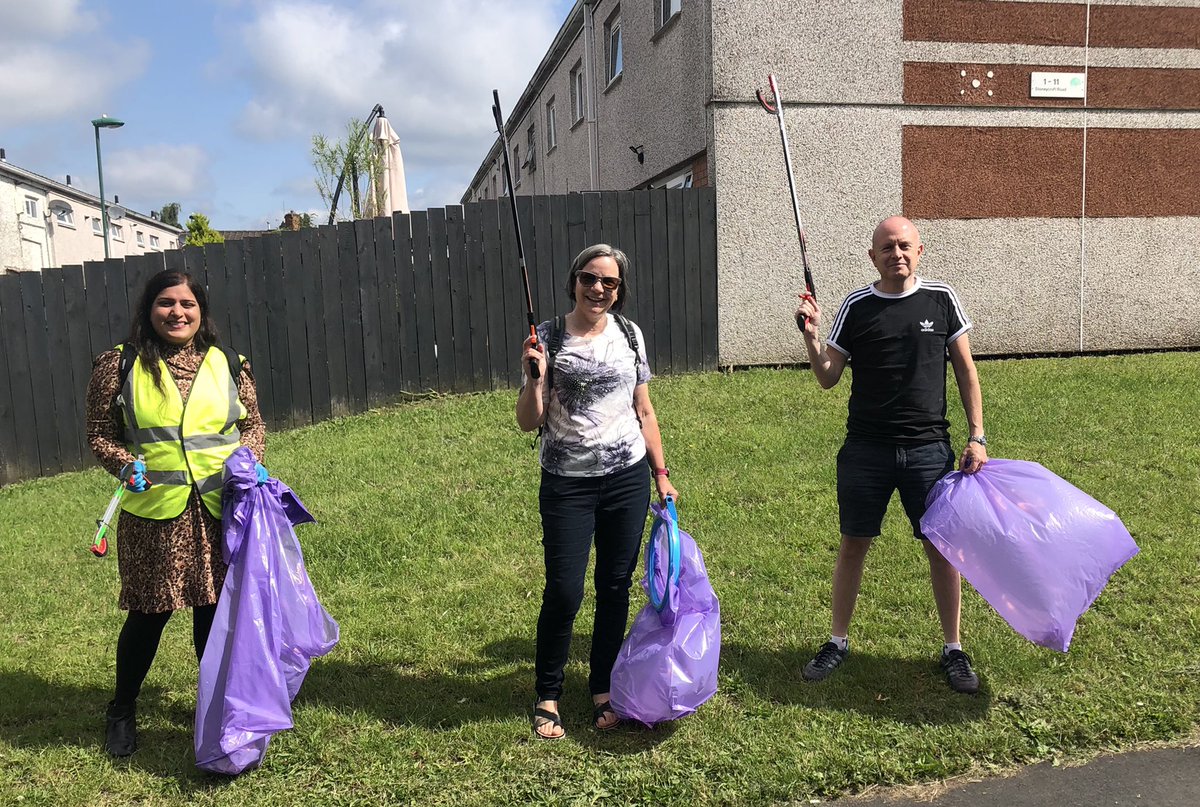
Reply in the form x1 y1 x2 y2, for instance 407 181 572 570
610 498 720 726
920 459 1138 652
194 448 339 774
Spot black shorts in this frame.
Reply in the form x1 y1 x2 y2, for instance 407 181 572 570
836 438 954 539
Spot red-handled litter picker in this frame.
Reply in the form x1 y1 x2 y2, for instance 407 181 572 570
491 89 541 379
90 453 149 557
90 483 124 558
757 74 816 329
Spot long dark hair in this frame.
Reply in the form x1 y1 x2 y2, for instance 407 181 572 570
128 270 221 391
565 243 630 313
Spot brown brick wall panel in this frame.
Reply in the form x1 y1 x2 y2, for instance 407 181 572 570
904 64 1200 110
1086 129 1200 217
904 0 1200 49
903 127 1200 219
1091 5 1200 50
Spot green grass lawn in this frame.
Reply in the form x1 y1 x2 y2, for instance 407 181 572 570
1 352 1198 805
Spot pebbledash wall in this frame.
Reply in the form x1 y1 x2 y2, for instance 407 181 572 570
712 0 1200 363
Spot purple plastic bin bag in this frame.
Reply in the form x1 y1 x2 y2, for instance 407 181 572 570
610 498 720 726
195 448 339 774
920 458 1138 652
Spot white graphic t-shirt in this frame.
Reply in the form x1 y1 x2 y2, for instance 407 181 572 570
529 314 652 477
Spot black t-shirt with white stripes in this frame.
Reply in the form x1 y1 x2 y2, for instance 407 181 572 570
826 278 972 444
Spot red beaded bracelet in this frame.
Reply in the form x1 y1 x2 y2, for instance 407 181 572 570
652 467 670 477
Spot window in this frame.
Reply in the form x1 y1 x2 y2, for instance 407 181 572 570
136 231 145 247
513 146 520 186
570 61 585 123
110 223 124 241
53 208 74 226
150 234 161 249
524 124 536 172
605 10 622 84
656 169 693 189
92 218 102 234
659 0 681 28
546 97 557 151
491 173 498 199
24 197 38 218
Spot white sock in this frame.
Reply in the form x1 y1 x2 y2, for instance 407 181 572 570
944 642 962 653
830 635 849 651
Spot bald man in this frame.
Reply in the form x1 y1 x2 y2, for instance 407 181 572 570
794 216 988 694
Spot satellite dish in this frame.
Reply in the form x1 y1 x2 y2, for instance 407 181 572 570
48 199 73 214
107 204 126 221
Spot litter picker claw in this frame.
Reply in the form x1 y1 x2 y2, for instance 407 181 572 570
90 482 125 558
491 89 541 379
757 74 816 329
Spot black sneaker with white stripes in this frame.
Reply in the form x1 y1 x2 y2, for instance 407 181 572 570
940 648 980 694
802 641 848 682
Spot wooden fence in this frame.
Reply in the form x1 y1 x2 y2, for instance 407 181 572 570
0 187 717 485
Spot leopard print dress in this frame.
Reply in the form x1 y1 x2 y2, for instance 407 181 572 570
85 343 266 614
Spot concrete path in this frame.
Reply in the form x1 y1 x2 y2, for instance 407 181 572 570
843 745 1199 807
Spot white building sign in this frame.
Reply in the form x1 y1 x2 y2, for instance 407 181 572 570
1030 71 1087 99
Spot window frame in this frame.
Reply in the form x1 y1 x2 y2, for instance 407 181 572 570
24 197 39 218
53 208 75 227
605 9 623 86
659 0 681 30
136 231 145 247
545 97 557 152
92 218 103 235
525 123 536 172
570 60 585 125
110 222 124 242
149 234 161 249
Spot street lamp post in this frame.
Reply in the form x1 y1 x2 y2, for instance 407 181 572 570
91 115 125 259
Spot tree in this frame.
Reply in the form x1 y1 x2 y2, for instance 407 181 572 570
159 202 181 226
312 117 382 223
185 213 224 246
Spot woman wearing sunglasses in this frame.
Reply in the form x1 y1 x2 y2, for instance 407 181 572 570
516 243 679 740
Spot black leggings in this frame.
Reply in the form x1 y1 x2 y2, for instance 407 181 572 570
535 461 650 701
113 605 217 706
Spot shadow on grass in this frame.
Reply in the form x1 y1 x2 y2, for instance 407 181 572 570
0 669 234 793
298 634 676 753
721 643 993 725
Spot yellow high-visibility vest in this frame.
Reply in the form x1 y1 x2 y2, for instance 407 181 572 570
117 345 246 520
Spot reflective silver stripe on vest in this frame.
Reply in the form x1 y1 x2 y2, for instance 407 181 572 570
183 430 242 451
132 426 183 445
144 469 189 487
195 472 225 497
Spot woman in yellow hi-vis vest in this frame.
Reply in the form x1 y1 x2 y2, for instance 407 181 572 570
85 269 267 758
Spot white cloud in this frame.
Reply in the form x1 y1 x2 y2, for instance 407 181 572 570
229 0 563 206
106 144 211 200
0 0 98 43
0 1 148 125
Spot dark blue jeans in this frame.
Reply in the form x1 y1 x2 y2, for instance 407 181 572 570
535 461 650 701
836 438 955 539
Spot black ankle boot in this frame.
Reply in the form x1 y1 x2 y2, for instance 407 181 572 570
105 700 137 757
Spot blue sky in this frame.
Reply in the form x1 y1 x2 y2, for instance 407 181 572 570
1 0 575 229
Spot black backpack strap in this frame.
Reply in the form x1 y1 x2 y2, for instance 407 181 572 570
612 314 644 428
535 317 566 449
222 345 244 383
117 342 136 389
612 314 641 367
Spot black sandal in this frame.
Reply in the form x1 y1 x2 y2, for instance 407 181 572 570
592 700 621 731
531 706 565 740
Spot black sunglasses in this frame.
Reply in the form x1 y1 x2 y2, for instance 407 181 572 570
577 271 622 291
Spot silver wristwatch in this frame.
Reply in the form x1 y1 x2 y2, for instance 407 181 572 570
967 435 987 446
